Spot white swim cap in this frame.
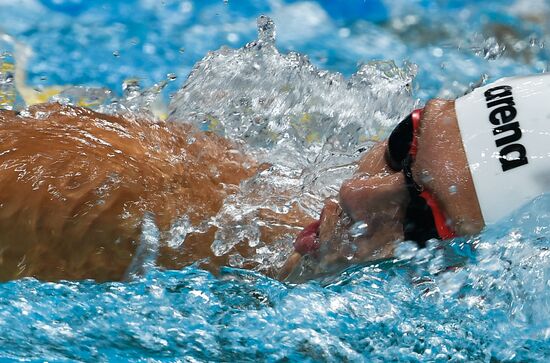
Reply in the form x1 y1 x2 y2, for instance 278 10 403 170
455 73 550 224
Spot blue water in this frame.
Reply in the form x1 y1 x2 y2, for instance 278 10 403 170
1 0 550 361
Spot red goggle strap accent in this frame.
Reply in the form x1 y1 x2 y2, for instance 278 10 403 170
411 108 456 240
419 190 456 239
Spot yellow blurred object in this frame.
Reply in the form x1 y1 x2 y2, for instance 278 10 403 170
0 62 14 73
4 34 169 117
305 131 320 143
0 61 16 109
15 64 66 106
156 112 168 121
22 86 65 105
3 35 67 106
299 113 311 123
76 95 106 108
205 114 220 130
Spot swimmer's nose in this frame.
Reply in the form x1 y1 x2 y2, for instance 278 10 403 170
339 171 409 223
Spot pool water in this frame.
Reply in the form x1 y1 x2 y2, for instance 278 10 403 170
0 0 550 361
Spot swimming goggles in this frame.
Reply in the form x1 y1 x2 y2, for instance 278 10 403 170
385 109 456 245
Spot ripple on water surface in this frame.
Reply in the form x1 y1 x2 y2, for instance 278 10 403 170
0 193 549 361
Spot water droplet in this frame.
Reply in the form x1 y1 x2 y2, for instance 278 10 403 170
394 241 418 260
432 47 444 58
143 43 156 55
166 215 194 248
448 185 458 194
229 253 244 268
227 33 239 43
122 79 141 98
338 28 351 38
349 221 368 238
465 73 488 95
420 170 433 183
167 73 177 81
112 50 120 57
475 37 505 60
180 1 192 13
179 47 185 53
125 213 160 279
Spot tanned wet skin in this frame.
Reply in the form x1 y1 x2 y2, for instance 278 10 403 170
0 103 315 281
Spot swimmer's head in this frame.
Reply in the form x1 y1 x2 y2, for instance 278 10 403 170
286 98 485 280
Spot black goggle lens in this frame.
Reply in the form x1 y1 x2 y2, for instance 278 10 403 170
385 110 441 244
385 112 414 171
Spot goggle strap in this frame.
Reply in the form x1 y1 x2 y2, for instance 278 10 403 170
403 109 456 241
419 190 456 239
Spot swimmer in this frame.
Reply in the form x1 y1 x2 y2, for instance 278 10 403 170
282 73 550 280
0 73 548 281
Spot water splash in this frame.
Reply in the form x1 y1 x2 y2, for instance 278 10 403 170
169 16 417 168
257 15 276 45
470 36 507 60
168 17 417 264
51 86 113 108
124 213 161 280
104 78 169 120
210 164 307 272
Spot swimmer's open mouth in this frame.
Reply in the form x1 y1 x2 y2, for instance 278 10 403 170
294 219 321 255
294 206 327 255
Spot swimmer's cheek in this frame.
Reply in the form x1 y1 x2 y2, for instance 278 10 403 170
354 141 390 176
415 99 485 235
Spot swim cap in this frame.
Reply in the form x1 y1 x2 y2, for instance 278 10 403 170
455 73 550 224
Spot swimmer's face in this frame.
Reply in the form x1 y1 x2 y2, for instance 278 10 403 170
311 99 484 275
